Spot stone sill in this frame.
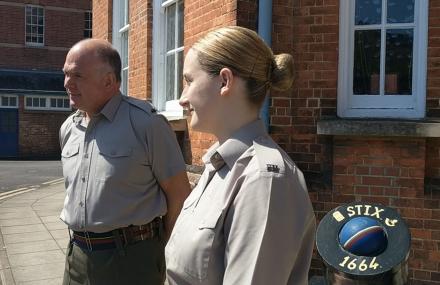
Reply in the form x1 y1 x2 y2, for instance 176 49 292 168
161 113 187 132
317 118 440 138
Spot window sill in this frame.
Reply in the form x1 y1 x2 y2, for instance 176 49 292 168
160 111 187 131
317 118 440 138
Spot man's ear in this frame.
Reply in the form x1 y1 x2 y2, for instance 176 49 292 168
219 67 234 96
103 71 116 88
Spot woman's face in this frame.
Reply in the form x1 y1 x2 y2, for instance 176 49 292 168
180 49 222 133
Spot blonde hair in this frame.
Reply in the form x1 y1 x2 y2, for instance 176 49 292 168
192 26 294 105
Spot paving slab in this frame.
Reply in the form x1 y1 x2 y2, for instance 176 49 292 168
12 262 65 283
3 231 52 245
5 240 60 255
8 250 65 268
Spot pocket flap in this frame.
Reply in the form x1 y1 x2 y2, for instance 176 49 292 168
61 144 79 158
199 209 223 229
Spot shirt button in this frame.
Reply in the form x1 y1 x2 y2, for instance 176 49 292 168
79 202 84 207
84 154 89 158
81 177 85 182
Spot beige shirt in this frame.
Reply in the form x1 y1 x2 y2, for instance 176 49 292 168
165 120 316 285
59 94 185 233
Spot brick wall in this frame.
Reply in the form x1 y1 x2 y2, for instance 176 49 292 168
18 97 71 158
93 0 112 42
127 0 152 100
184 0 256 165
0 1 91 70
0 1 91 158
271 0 338 190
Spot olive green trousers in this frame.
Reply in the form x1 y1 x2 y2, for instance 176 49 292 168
62 237 165 285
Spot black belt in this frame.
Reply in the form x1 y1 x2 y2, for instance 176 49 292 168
71 217 162 251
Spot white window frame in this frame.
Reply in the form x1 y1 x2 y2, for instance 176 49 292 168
25 5 44 47
152 0 184 114
112 0 129 96
84 10 92 38
24 96 71 111
338 0 429 118
0 95 18 109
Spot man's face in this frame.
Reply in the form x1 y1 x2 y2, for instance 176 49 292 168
63 48 110 115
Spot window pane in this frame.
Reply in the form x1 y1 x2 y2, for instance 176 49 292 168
387 0 414 24
57 99 64 108
355 0 382 25
38 8 43 16
32 15 37 25
166 54 175 101
1 97 7 106
26 15 31 25
50 98 56 107
64 99 70 108
178 0 184 47
38 26 43 35
40 98 46 106
353 30 381 95
33 98 39 106
38 36 43 43
10 97 16 106
26 98 32 106
166 4 176 50
177 51 183 98
385 29 413 95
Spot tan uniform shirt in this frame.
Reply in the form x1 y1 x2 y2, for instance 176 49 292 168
59 94 185 233
165 120 316 285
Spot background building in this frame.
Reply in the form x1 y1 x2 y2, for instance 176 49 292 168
94 0 440 283
0 0 92 158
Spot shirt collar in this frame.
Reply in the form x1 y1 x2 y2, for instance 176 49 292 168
202 119 267 170
71 93 122 124
99 93 122 122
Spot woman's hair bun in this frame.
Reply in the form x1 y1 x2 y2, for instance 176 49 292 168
270 53 294 91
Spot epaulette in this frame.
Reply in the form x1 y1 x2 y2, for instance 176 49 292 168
122 96 157 115
253 136 285 174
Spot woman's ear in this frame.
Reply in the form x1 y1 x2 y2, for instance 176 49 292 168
219 67 234 96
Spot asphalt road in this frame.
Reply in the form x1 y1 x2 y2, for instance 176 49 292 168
0 160 63 193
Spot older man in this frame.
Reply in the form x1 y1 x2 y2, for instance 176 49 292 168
60 39 190 285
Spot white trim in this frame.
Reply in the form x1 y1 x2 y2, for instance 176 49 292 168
337 0 428 119
24 95 71 111
0 95 18 109
25 5 45 47
112 0 129 96
152 0 184 111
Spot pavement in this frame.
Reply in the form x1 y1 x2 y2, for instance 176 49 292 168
0 179 67 285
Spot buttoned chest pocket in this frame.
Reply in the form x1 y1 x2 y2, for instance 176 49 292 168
61 144 80 184
95 145 133 181
168 208 223 281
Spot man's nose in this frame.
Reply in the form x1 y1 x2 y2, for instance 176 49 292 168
64 75 73 89
179 95 189 108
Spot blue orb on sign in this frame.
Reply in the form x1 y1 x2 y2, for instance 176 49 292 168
339 216 388 256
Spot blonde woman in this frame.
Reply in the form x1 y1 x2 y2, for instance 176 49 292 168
165 26 316 285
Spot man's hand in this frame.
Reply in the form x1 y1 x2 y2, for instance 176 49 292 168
159 170 191 241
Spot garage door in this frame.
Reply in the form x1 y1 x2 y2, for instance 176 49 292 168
0 108 18 157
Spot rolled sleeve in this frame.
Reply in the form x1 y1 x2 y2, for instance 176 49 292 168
223 170 315 285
